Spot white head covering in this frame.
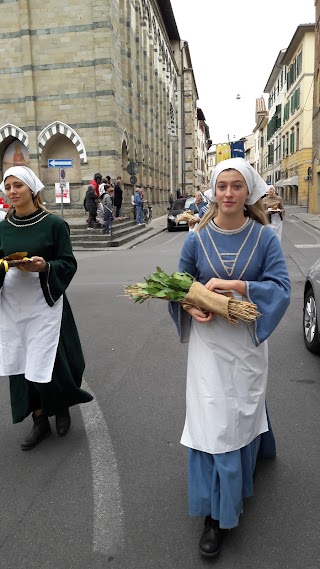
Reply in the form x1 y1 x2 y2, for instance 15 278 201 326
0 166 44 196
209 158 268 205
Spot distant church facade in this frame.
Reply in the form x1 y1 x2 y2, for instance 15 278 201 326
0 0 199 212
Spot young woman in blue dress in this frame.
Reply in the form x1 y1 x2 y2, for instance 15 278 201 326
169 158 291 558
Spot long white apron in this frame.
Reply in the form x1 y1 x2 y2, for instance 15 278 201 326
269 213 282 241
0 268 63 383
181 295 268 454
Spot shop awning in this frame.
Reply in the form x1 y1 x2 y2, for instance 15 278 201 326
276 176 299 187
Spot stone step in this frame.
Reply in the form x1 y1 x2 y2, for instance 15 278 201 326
70 219 137 232
71 226 152 249
71 222 146 239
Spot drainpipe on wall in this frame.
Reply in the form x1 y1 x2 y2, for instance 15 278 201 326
180 41 186 195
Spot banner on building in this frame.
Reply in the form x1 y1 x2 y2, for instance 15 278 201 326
230 140 245 159
216 143 231 163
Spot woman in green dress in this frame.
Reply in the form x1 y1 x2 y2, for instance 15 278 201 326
0 166 93 450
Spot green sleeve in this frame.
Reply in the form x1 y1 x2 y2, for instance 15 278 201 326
0 266 5 289
39 219 77 306
0 247 6 289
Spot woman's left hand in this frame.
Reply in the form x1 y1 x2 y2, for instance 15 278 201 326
18 256 46 273
205 278 246 296
205 278 230 292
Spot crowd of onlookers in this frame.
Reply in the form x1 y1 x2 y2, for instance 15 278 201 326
84 173 151 234
84 173 124 234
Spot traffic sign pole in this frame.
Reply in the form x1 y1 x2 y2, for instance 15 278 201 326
48 160 72 218
59 169 64 218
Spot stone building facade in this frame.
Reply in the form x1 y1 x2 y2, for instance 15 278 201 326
0 0 203 213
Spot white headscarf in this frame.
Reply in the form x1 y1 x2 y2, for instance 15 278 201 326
0 166 44 196
209 158 268 205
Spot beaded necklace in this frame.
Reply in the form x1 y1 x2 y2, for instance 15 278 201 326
7 209 49 228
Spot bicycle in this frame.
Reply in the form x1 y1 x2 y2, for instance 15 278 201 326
143 202 153 224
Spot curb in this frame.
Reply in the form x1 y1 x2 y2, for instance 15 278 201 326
291 214 320 233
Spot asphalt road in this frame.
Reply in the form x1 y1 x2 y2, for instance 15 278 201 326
0 206 320 569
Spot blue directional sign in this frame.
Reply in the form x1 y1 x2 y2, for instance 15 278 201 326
48 159 73 168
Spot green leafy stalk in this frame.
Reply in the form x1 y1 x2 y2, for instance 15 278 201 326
124 267 195 303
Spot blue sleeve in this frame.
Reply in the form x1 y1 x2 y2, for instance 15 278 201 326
178 232 200 278
246 230 291 345
199 204 209 218
168 233 198 342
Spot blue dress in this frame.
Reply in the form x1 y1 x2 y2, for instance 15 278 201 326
169 217 290 528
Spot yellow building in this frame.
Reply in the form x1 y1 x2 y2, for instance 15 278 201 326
312 1 320 213
278 24 314 205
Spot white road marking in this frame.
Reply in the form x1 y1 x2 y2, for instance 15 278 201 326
295 244 320 248
165 232 187 245
80 379 124 554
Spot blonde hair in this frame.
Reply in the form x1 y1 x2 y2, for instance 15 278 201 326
6 192 50 218
196 199 268 231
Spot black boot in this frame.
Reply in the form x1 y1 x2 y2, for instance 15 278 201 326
55 408 71 437
199 516 226 558
21 413 51 451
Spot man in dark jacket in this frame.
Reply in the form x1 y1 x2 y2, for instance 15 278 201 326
85 184 98 229
113 177 123 218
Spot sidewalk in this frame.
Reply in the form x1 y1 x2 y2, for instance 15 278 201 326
291 211 320 233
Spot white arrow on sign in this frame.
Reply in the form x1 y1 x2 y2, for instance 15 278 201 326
48 159 73 168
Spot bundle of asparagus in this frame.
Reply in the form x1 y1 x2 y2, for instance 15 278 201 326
124 268 259 323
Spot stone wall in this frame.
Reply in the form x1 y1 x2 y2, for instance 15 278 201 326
0 0 182 215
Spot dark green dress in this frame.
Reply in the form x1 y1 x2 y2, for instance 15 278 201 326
0 209 93 423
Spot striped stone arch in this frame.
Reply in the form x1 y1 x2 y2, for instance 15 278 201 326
0 124 28 147
38 121 87 163
121 129 130 156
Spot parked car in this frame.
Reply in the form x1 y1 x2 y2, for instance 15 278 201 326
303 259 320 353
167 196 206 232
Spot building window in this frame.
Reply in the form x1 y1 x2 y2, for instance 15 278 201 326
290 129 295 154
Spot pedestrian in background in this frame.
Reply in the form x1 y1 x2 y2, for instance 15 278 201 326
169 157 290 558
89 173 102 198
262 185 285 241
98 182 108 227
102 186 114 235
134 186 144 225
113 176 123 218
0 166 93 450
188 191 207 232
85 184 98 229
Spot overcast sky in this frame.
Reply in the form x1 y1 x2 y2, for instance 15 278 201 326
169 0 315 144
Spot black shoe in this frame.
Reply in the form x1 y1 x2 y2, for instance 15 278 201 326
199 516 225 558
55 408 71 437
21 413 51 451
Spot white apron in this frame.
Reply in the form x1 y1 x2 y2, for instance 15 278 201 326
181 294 268 454
0 268 63 383
269 213 282 241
